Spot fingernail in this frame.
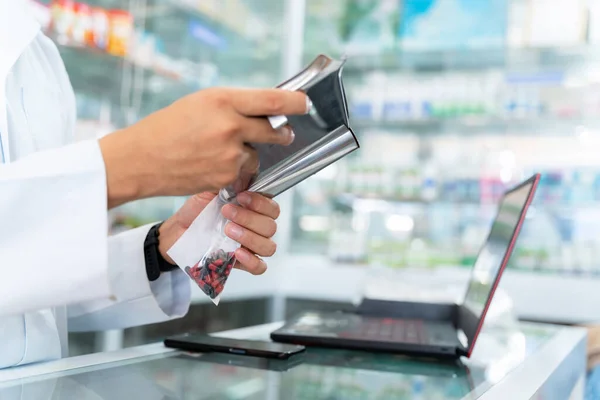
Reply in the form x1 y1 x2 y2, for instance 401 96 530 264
227 224 243 240
282 127 295 145
305 97 313 114
237 192 251 206
276 126 294 144
240 150 251 165
235 248 252 263
257 259 268 274
222 204 237 219
234 179 245 193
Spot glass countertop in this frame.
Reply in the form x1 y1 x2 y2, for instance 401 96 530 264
0 323 577 400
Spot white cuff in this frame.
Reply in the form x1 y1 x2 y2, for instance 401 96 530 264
108 223 155 304
106 222 191 317
68 222 191 331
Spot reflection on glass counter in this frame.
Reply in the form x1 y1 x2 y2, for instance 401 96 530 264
0 351 475 399
278 350 474 400
1 322 564 400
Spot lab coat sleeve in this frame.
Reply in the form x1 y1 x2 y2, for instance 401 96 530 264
0 140 110 317
67 224 191 332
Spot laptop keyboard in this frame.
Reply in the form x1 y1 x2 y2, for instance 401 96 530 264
338 318 426 343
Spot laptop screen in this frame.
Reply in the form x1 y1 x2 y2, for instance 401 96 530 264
459 174 539 356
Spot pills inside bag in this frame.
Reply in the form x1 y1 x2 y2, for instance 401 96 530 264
184 249 235 299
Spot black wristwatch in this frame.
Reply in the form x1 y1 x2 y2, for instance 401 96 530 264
144 222 178 281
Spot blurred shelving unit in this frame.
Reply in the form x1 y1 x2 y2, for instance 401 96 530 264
341 46 600 72
281 0 600 324
29 0 288 232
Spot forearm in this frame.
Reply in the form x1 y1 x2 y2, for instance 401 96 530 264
98 128 155 209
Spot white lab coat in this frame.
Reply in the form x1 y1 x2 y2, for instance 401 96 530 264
0 1 190 369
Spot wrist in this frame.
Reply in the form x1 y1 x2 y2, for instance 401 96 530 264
99 128 156 208
145 222 178 282
158 218 178 265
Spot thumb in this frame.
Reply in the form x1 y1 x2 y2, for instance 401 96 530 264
191 191 218 206
177 192 217 228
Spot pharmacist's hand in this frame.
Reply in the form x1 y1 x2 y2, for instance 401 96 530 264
159 191 280 275
99 87 308 209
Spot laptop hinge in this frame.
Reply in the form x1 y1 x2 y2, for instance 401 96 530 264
356 298 457 322
355 298 385 314
456 346 469 357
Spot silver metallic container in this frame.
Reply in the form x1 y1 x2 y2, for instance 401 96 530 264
219 54 359 201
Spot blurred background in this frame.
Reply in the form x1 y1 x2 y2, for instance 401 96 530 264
25 0 600 360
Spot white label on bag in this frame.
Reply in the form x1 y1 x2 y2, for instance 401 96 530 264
167 197 220 269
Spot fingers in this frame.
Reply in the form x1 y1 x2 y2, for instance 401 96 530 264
230 146 259 193
224 221 277 258
230 89 309 117
236 192 280 219
240 145 259 173
221 193 281 276
238 116 295 145
234 247 267 275
221 203 277 238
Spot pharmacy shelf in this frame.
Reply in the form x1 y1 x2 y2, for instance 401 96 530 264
339 46 600 73
34 0 264 42
157 0 260 42
351 117 600 135
38 0 282 123
142 0 282 81
333 193 506 207
331 192 599 211
55 37 197 109
54 36 278 123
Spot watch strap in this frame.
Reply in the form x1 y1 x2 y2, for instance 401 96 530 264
144 222 178 282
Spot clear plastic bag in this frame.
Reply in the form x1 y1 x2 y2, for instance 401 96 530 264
168 193 242 305
184 248 235 300
184 194 242 303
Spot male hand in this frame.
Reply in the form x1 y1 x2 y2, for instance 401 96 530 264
158 192 280 275
99 87 308 209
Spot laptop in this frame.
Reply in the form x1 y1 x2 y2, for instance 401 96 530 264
271 174 540 359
